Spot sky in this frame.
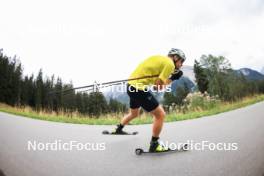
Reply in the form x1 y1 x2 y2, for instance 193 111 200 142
1 0 264 87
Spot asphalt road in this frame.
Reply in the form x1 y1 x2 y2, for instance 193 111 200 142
0 102 264 176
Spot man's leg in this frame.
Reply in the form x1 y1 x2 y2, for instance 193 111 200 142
149 105 166 152
115 108 140 133
121 108 140 125
150 105 166 138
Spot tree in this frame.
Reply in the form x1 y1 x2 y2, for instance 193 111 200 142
53 78 63 113
198 55 232 100
0 52 23 106
87 92 108 117
194 59 209 93
35 69 44 111
42 75 55 111
62 82 76 115
109 98 127 113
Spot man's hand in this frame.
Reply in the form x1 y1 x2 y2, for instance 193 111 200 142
153 79 165 91
169 70 183 81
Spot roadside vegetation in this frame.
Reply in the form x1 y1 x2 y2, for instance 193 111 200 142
0 94 263 125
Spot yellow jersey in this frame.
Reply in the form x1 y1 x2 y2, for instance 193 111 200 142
128 55 175 90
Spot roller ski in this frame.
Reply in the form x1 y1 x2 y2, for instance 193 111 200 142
135 141 188 155
102 130 138 135
102 124 138 135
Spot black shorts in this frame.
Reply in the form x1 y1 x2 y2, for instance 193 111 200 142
127 84 159 112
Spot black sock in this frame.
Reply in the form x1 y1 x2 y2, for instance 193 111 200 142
151 136 159 142
116 123 124 131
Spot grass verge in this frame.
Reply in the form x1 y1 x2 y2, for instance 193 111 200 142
0 94 264 125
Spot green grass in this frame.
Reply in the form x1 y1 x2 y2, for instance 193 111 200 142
1 94 264 125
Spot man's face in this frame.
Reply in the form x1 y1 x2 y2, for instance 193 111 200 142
174 56 183 69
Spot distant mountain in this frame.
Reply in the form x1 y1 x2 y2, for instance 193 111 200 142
261 67 264 75
183 66 264 81
181 65 195 83
102 84 129 106
237 68 264 81
171 76 195 94
181 66 264 83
